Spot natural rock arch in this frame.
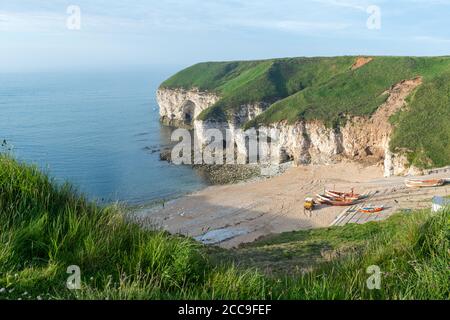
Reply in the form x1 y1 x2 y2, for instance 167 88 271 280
181 100 196 124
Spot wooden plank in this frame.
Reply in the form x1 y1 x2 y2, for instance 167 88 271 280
357 216 370 224
330 206 351 226
349 212 363 224
336 208 354 226
334 205 356 226
341 207 361 225
356 212 372 224
364 215 378 223
334 213 347 226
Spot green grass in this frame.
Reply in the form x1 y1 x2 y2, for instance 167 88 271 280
161 61 262 92
161 56 450 169
0 155 448 300
251 57 450 127
389 70 450 168
161 57 355 121
209 215 409 277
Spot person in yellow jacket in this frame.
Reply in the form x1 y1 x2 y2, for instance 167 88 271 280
304 197 315 217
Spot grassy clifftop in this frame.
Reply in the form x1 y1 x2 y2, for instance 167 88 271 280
161 57 356 121
0 155 448 300
161 56 450 168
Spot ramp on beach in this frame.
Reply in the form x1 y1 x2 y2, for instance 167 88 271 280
330 189 399 227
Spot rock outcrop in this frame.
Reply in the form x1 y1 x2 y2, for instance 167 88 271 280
351 57 374 70
157 77 422 176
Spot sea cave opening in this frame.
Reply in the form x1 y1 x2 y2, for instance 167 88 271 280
181 100 196 125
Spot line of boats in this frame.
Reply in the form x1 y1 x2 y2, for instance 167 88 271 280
316 190 364 206
315 190 384 213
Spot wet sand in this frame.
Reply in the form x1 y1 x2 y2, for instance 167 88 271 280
141 162 450 248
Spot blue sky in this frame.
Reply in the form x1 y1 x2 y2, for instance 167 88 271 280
1 0 450 72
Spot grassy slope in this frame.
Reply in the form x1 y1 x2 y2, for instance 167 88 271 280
209 215 408 277
161 56 450 168
162 57 355 121
0 155 449 300
253 57 450 126
389 70 450 168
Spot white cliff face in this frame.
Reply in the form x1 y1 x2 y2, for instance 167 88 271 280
157 77 422 176
193 120 248 164
157 88 220 126
232 102 270 125
383 140 424 177
157 87 268 126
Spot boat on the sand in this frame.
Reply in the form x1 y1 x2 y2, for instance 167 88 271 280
325 189 363 201
405 179 445 188
358 205 384 214
316 194 358 206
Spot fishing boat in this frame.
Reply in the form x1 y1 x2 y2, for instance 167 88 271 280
405 179 445 188
316 194 357 206
358 205 384 214
316 194 337 203
325 189 362 201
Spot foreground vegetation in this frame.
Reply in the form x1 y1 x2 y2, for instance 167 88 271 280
0 155 448 300
161 56 450 169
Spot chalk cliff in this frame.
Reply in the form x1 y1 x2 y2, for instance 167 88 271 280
157 77 423 177
157 88 220 127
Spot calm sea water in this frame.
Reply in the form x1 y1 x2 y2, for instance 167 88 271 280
0 70 208 204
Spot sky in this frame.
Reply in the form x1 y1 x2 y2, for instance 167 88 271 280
1 0 450 72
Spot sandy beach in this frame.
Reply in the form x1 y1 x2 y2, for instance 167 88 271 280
143 163 450 248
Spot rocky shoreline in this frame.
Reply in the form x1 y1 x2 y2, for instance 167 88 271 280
192 164 261 185
159 144 291 185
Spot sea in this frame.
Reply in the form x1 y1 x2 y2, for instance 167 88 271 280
0 69 208 205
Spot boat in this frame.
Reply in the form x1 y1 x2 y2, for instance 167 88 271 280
325 189 363 201
358 205 384 214
316 194 357 206
316 194 335 203
405 179 445 188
